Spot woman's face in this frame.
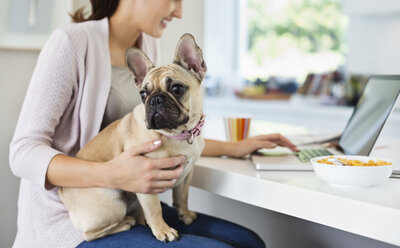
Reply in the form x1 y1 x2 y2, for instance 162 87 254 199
120 0 183 38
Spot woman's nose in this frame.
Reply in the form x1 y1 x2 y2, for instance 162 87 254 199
172 1 183 19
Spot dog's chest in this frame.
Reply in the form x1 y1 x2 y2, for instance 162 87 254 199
162 136 204 187
174 154 196 187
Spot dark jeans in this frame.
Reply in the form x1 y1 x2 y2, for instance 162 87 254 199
77 203 265 248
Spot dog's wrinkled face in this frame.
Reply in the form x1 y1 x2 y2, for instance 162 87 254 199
140 66 192 130
126 34 207 132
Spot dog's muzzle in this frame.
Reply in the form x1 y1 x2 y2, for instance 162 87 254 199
145 93 189 130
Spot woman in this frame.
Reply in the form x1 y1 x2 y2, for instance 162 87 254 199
9 0 298 247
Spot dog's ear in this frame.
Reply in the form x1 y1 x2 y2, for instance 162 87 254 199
174 33 207 82
126 48 155 88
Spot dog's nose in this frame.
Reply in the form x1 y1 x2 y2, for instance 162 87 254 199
150 94 166 106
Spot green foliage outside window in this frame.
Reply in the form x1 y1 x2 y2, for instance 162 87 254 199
246 0 348 81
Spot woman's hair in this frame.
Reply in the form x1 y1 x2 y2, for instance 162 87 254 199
71 0 120 23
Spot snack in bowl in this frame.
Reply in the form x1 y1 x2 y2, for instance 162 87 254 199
310 155 394 187
316 156 392 166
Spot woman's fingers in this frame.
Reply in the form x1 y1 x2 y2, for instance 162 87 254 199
271 134 296 148
275 138 299 152
127 140 185 171
147 168 183 193
152 179 177 189
257 141 277 149
147 178 179 194
108 141 187 193
128 139 162 156
153 156 185 169
150 188 170 194
155 164 184 180
254 134 299 151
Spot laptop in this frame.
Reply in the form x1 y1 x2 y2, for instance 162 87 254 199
251 75 400 170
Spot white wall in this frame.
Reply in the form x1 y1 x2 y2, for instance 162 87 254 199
159 0 204 66
0 49 39 248
343 0 400 74
203 0 240 87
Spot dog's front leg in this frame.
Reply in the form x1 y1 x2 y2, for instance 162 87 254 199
136 193 179 242
173 169 197 225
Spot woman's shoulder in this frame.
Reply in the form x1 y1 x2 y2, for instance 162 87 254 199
51 18 108 50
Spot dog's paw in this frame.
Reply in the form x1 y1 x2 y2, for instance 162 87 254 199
123 216 136 226
179 210 197 225
152 224 179 242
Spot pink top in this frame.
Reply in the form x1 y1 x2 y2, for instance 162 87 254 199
9 18 160 248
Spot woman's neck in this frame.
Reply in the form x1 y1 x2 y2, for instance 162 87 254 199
108 12 141 67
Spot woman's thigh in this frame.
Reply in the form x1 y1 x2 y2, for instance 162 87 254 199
77 203 265 248
161 203 265 248
77 225 234 248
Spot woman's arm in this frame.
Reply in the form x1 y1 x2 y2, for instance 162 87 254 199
202 134 299 158
201 139 237 157
9 29 78 189
46 140 185 194
46 155 106 189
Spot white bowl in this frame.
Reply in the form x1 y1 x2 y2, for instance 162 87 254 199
310 155 394 187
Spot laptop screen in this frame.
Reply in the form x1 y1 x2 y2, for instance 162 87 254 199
339 75 400 155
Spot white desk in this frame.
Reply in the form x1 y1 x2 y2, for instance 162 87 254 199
191 96 400 246
191 156 400 246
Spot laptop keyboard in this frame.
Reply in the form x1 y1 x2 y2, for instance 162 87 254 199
297 149 333 162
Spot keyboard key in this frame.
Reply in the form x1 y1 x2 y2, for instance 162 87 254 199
297 149 333 162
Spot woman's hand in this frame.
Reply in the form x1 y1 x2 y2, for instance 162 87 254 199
104 140 185 194
230 134 299 158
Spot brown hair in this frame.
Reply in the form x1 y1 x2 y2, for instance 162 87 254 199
71 0 120 23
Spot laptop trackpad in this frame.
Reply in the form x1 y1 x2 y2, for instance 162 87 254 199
251 155 313 171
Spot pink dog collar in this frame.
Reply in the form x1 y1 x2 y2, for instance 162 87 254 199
166 115 205 144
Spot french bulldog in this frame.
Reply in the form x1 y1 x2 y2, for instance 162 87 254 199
59 33 207 242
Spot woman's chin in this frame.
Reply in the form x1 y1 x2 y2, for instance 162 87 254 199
145 29 163 38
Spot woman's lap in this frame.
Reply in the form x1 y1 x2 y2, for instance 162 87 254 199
77 203 265 248
77 225 234 248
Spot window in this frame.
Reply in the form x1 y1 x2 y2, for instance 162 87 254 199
0 0 72 50
244 0 348 82
203 0 348 92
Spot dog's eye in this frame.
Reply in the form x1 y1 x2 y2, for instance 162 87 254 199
171 84 184 98
139 90 147 102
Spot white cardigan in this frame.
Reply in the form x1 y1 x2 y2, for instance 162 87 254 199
9 18 160 248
